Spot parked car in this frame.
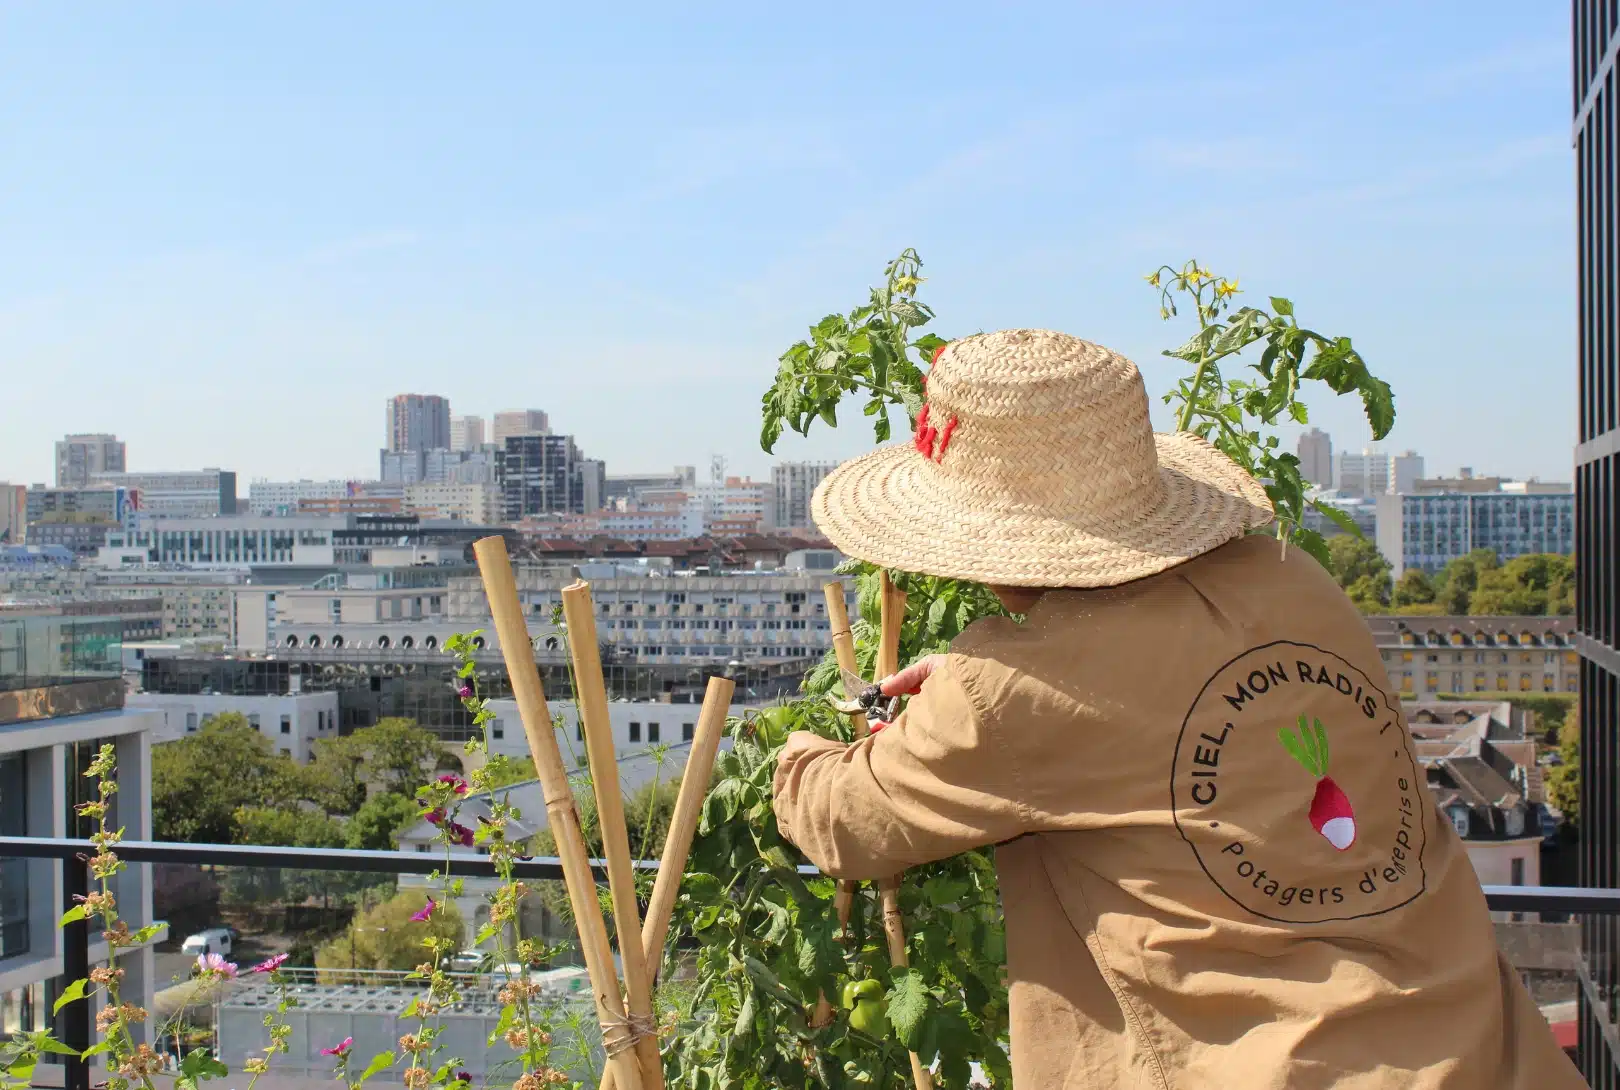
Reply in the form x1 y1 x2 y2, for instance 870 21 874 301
180 928 234 959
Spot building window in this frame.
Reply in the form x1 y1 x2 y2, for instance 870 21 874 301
186 712 198 733
682 723 695 742
280 716 292 735
0 755 29 959
248 713 261 729
648 722 660 743
1448 806 1470 838
492 719 505 740
629 722 641 743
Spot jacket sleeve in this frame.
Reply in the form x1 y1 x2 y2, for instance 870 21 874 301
770 654 1029 880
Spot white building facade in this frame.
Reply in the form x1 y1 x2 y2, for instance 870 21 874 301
128 690 340 762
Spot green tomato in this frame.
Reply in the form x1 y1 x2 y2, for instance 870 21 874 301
842 978 882 1009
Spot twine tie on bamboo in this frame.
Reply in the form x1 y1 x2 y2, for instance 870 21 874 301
599 1012 659 1058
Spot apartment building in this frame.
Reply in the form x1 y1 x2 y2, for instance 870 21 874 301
491 409 549 445
0 612 161 1060
247 479 355 516
403 482 499 524
449 414 486 452
1375 491 1575 576
1369 616 1580 699
1337 448 1425 497
1297 428 1333 489
88 470 236 518
127 689 340 763
386 394 451 453
0 485 24 545
499 434 601 519
54 434 125 488
770 462 836 530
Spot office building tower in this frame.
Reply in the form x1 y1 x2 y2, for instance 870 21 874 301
54 434 125 488
492 410 550 446
771 462 837 531
450 415 486 452
1297 428 1333 489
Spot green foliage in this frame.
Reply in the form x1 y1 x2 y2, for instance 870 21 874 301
1326 534 1391 611
344 793 424 852
323 718 445 797
1546 699 1581 828
1391 569 1436 609
233 806 346 849
1148 260 1394 567
314 890 464 974
1468 553 1575 616
153 713 298 843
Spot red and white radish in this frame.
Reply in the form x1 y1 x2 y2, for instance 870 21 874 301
1279 715 1356 851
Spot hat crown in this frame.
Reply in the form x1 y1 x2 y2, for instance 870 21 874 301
924 329 1166 516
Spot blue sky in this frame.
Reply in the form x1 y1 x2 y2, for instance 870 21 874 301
0 3 1574 488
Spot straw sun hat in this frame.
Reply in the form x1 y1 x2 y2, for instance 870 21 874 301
809 328 1276 589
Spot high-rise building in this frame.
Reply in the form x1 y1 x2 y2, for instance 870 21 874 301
1574 5 1620 1081
498 434 595 520
386 395 451 453
54 433 125 488
492 410 550 446
1297 428 1333 489
0 484 25 544
450 415 486 452
1374 491 1574 577
1336 448 1425 497
771 462 837 531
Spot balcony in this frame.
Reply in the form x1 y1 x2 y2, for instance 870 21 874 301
0 835 1610 1090
0 615 123 726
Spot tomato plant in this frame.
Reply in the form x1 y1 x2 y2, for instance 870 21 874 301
664 252 1397 1089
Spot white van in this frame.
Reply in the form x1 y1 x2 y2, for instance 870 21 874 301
180 928 234 958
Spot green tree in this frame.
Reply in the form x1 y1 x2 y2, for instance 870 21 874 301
1470 553 1576 616
1391 568 1435 608
233 805 345 848
314 889 463 974
1433 549 1499 614
530 774 681 923
344 792 423 851
152 713 297 842
1326 534 1391 611
1545 699 1581 829
298 736 370 816
303 718 444 806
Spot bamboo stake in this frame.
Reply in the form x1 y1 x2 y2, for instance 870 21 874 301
471 539 645 1090
811 582 867 1029
597 674 733 1090
876 574 932 1090
561 581 665 1090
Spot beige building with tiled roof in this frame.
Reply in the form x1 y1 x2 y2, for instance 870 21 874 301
1366 615 1579 698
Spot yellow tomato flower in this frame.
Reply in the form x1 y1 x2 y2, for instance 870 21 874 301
1146 271 1161 287
1217 279 1240 298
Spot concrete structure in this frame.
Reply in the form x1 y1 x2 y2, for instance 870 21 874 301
1375 491 1576 576
247 479 355 516
771 461 836 530
1412 469 1574 495
89 469 236 518
403 482 499 524
1301 493 1378 540
0 612 162 1069
490 409 550 445
385 394 451 453
54 433 125 488
0 485 24 545
449 414 486 452
516 504 705 542
604 467 696 509
105 515 345 568
1297 428 1333 489
1369 616 1580 698
128 690 340 761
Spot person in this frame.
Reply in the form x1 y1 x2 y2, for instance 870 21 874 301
772 329 1586 1089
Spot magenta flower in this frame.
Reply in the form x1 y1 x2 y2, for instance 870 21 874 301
250 953 288 974
410 898 436 923
453 1072 472 1086
437 774 469 796
449 821 475 848
196 952 237 978
456 685 473 699
425 808 446 826
321 1037 353 1057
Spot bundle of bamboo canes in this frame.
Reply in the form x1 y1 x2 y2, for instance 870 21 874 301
473 537 733 1090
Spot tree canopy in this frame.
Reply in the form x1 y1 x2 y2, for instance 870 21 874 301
1325 542 1575 617
152 713 298 843
314 889 463 974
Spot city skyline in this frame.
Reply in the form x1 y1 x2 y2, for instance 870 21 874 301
0 6 1576 487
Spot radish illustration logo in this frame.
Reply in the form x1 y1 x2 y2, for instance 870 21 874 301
1279 715 1356 851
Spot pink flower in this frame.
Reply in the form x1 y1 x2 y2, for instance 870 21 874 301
250 953 288 974
425 808 446 826
449 821 475 848
438 774 469 796
453 1072 472 1085
409 898 436 923
321 1037 353 1058
196 952 237 978
457 685 473 699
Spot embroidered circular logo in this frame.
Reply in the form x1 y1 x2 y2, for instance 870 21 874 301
1170 640 1428 924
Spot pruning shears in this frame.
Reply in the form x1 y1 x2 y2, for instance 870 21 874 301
826 666 901 725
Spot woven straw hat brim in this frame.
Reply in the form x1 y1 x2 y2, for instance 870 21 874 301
810 431 1276 589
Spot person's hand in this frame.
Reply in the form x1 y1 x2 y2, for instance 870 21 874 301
879 654 947 697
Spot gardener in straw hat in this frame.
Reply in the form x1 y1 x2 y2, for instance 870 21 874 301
773 329 1584 1089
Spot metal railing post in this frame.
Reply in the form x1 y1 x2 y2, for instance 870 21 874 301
61 853 91 1090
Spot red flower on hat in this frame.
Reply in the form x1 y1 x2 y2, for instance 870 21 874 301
914 343 959 462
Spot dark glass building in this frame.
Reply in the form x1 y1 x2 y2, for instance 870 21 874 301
1575 2 1620 1083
